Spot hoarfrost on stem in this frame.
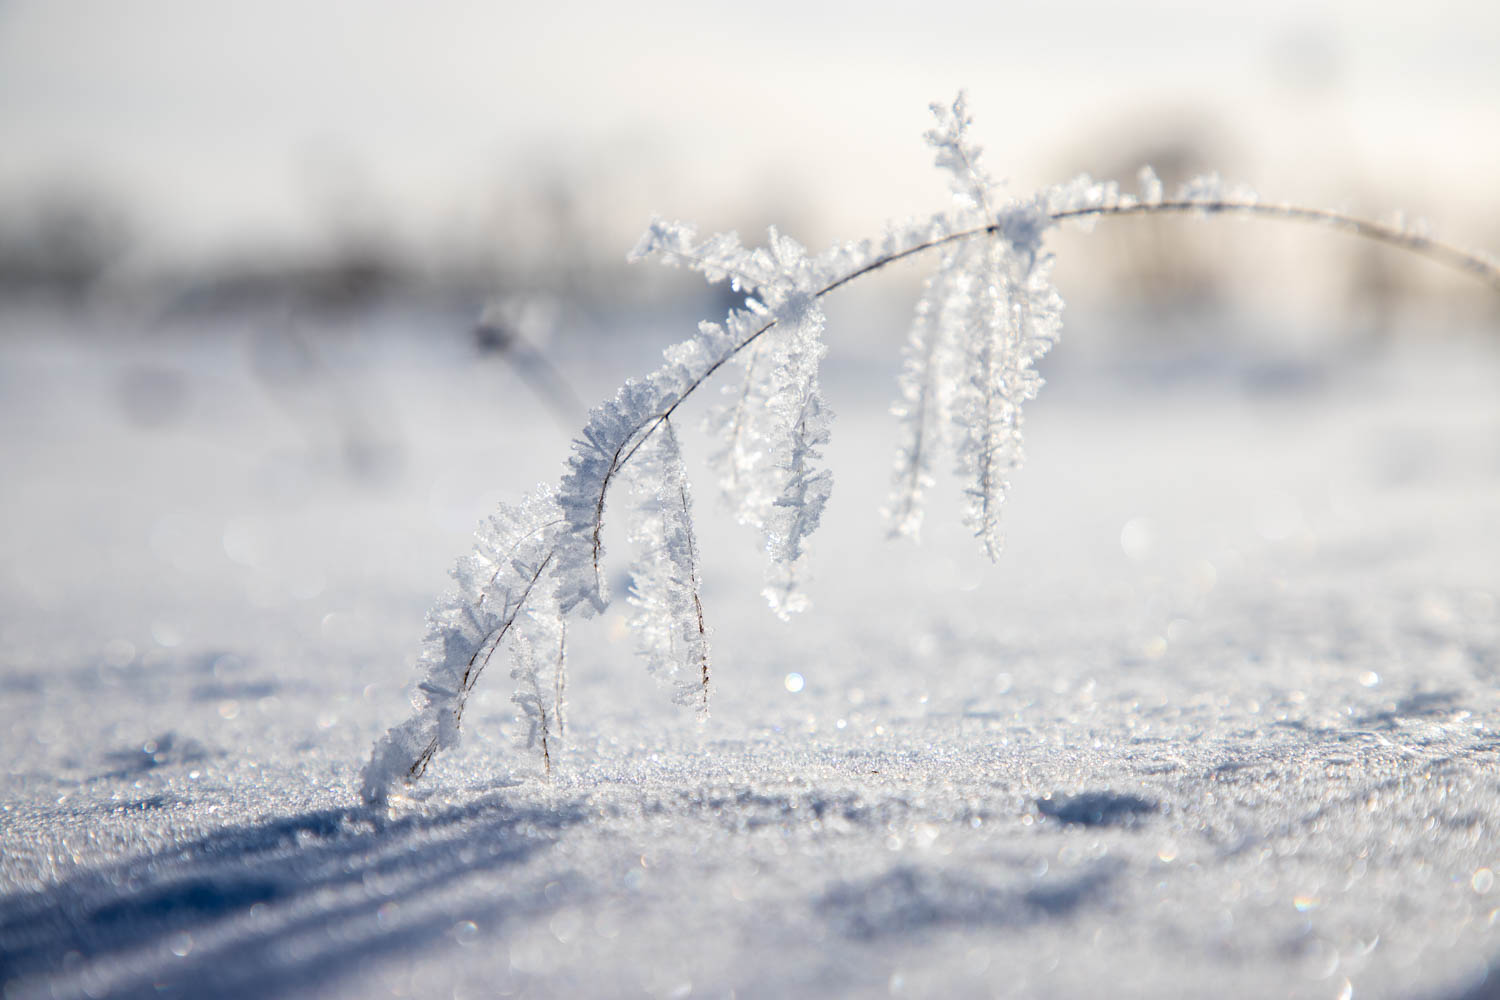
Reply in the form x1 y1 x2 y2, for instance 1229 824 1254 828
360 487 563 806
551 317 736 618
360 90 1432 801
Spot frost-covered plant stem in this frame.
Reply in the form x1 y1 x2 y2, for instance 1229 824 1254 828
360 95 1500 808
1054 200 1500 290
617 210 1497 480
608 199 1500 490
406 550 555 782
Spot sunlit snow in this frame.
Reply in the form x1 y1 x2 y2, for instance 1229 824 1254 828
2 297 1499 998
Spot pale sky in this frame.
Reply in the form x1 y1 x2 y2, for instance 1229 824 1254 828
1 0 1496 268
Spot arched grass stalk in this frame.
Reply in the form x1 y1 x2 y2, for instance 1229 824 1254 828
626 199 1500 464
359 94 1499 807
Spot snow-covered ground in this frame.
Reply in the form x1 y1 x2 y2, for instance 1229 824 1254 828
3 295 1500 999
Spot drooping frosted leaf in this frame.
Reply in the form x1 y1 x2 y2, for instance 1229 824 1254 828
946 214 1065 560
762 385 833 619
702 310 781 523
885 244 965 540
741 285 834 616
707 292 826 530
884 100 1069 560
508 604 565 776
626 419 711 709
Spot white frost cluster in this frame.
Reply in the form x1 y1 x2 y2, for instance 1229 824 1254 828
1174 172 1259 210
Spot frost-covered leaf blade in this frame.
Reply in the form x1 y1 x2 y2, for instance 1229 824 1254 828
762 386 833 619
626 419 711 709
885 244 966 540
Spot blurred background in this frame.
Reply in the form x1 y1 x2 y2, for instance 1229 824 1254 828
1 0 1497 317
1 0 1498 719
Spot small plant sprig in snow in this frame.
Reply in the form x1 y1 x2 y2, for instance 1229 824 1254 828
359 94 1500 807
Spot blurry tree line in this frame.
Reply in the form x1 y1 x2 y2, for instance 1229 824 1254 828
1 137 1495 336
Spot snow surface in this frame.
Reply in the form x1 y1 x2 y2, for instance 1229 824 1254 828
3 297 1500 999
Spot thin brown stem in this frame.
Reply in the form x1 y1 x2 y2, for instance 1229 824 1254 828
453 552 554 735
1054 200 1500 291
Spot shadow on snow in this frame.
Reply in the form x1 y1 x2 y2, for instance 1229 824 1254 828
819 860 1123 941
0 791 588 999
